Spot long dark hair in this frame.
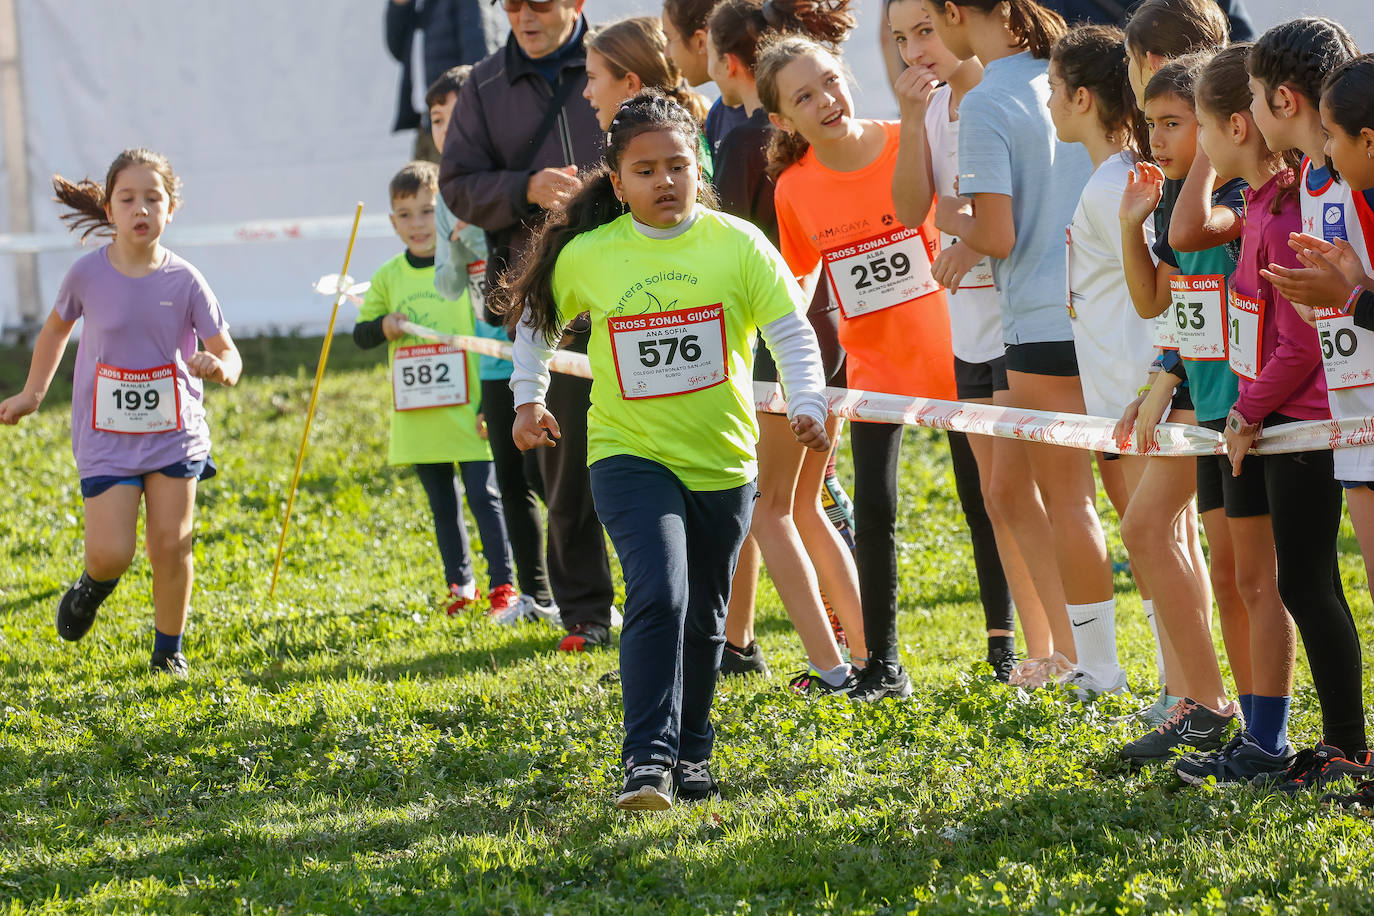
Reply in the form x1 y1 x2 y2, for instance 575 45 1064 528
1322 54 1374 143
1249 18 1358 110
943 0 1067 60
501 92 718 344
708 0 854 72
1196 44 1298 213
52 148 182 242
1051 25 1149 156
1123 0 1228 60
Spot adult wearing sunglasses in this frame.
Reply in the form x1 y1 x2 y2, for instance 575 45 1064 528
440 0 619 653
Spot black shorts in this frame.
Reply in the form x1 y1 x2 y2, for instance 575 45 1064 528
954 355 1009 400
1171 386 1194 412
1198 417 1268 518
1004 340 1079 377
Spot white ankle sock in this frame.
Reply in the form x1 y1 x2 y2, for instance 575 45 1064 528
1141 598 1166 685
1067 598 1120 680
814 662 853 687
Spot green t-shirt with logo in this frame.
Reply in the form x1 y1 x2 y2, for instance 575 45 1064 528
360 253 490 465
551 210 804 490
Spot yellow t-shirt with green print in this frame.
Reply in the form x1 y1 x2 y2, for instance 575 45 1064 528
551 210 805 490
359 253 490 466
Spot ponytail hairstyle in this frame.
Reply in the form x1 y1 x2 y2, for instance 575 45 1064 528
1249 18 1358 111
1196 43 1299 213
707 0 854 72
1051 25 1150 156
1123 0 1228 61
501 92 718 343
588 16 711 125
52 148 182 242
1143 51 1212 108
1322 54 1374 144
943 0 1066 60
755 35 847 179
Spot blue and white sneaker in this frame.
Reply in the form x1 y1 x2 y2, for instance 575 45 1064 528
1175 732 1295 785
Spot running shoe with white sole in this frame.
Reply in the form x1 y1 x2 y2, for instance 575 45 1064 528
487 583 519 618
617 761 674 811
674 759 720 802
445 581 481 616
1175 732 1295 786
1255 742 1374 794
847 658 913 702
1119 698 1236 763
1061 666 1129 701
493 594 562 627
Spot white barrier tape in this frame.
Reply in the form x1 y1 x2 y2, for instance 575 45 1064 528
396 319 1227 457
0 214 394 254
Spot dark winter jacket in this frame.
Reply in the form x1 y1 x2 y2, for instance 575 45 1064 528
386 0 503 132
438 20 604 265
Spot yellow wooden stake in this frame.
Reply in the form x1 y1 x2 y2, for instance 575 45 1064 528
269 202 364 597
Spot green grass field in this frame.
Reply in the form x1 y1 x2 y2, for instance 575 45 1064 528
2 337 1373 915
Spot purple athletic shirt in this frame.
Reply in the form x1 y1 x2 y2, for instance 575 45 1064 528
55 246 229 478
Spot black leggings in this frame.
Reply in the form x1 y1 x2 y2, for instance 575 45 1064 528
481 378 552 604
850 424 1012 660
1263 445 1367 754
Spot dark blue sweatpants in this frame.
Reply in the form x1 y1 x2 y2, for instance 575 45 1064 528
589 455 755 768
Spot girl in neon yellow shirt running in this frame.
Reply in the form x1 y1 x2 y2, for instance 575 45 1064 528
505 92 831 811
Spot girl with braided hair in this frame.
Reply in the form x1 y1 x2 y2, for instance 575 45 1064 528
503 92 830 810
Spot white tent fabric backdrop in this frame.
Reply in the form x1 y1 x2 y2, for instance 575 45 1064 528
0 0 1368 336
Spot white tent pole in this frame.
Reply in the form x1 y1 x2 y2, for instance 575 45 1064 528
0 0 40 338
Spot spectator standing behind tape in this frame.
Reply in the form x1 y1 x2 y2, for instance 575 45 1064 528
440 0 618 653
387 0 504 162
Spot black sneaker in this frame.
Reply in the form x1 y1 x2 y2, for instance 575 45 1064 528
1256 742 1374 794
788 668 859 694
720 640 770 678
847 658 913 702
55 573 116 642
616 761 673 811
674 759 720 802
149 649 189 677
1323 779 1374 810
1119 698 1236 763
1175 732 1295 785
987 646 1017 683
557 623 610 652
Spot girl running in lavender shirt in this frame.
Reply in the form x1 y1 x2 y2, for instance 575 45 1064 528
0 148 242 676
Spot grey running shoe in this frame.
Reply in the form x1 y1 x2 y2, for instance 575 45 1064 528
1062 666 1128 701
1119 698 1236 763
847 658 913 702
1175 732 1295 786
616 761 673 811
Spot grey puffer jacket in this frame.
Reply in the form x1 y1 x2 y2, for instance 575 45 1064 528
438 21 605 268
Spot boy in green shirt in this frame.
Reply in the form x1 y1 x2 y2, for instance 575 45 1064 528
352 161 517 616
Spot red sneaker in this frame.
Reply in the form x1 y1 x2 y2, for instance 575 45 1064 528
487 583 519 617
557 623 610 652
445 581 480 616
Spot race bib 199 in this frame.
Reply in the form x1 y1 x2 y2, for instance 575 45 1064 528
1227 289 1264 380
92 363 181 434
392 344 469 411
1315 307 1374 389
607 304 728 400
467 260 487 315
1172 274 1227 360
824 227 939 319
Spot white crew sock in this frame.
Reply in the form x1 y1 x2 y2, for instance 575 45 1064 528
815 661 854 687
1141 598 1166 686
1067 598 1121 681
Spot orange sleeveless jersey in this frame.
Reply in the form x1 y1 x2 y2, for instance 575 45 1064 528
774 120 956 400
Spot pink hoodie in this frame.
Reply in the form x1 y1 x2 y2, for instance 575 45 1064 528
1232 171 1330 425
